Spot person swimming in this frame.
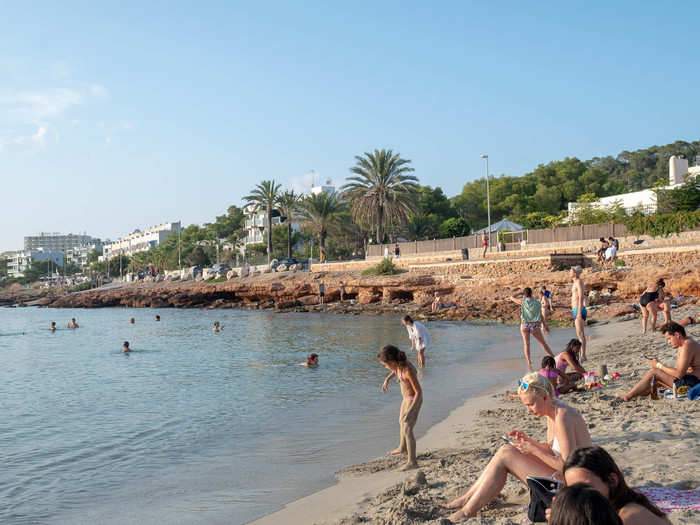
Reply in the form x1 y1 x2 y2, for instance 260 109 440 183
155 315 161 321
130 317 135 324
50 321 56 332
213 321 221 332
67 318 79 328
122 341 131 353
300 353 319 367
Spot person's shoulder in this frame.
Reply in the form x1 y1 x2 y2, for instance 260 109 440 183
619 503 667 524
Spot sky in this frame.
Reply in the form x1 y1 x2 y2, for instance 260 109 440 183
1 1 699 251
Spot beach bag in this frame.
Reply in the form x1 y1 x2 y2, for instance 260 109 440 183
526 476 560 522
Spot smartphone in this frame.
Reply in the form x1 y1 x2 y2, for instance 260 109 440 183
501 435 514 444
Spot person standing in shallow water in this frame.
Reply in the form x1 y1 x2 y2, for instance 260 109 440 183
379 344 422 471
402 315 430 368
50 322 56 332
510 288 553 370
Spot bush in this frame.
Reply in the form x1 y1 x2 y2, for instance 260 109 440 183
69 282 94 293
614 259 626 267
623 210 700 236
362 258 400 276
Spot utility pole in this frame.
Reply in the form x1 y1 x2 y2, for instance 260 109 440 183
480 154 492 252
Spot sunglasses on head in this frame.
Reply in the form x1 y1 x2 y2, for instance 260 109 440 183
518 380 530 391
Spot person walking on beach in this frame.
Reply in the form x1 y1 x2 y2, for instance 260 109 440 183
617 322 700 401
379 344 422 471
481 232 488 258
445 372 592 522
67 318 79 328
402 315 430 368
570 266 587 362
318 281 325 305
394 243 400 259
539 286 553 334
510 288 553 370
639 278 666 333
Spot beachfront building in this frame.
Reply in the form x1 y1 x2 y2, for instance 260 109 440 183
242 205 303 245
311 180 336 195
24 232 101 254
102 222 182 259
65 243 102 268
567 154 700 217
7 250 64 278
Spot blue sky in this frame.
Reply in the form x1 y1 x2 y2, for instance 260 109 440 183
2 1 699 251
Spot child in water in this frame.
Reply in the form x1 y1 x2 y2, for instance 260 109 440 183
50 321 56 332
213 321 222 332
379 344 423 471
299 353 319 367
122 341 130 353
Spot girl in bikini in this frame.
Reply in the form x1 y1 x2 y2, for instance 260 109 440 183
554 339 587 391
510 287 554 370
379 344 422 471
639 278 665 333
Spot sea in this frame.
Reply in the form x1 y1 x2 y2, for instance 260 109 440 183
0 307 576 524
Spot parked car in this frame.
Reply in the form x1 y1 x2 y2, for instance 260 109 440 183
272 258 299 269
211 263 232 273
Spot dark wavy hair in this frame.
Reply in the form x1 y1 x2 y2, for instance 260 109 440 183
550 483 622 525
563 447 666 518
563 339 582 367
378 344 407 366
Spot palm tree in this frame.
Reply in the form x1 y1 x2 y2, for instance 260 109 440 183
342 149 419 244
300 191 345 259
244 180 283 264
277 190 303 258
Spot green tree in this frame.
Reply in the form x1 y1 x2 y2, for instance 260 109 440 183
0 257 7 278
277 190 303 258
300 191 346 258
656 177 700 213
438 217 471 238
342 149 418 244
244 180 283 263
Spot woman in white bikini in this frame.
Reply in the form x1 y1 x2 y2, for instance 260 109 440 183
445 372 592 523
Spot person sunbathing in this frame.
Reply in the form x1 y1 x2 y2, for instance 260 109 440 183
557 446 670 525
445 372 591 522
618 322 700 401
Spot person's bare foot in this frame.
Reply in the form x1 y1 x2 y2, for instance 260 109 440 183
397 462 418 472
447 510 467 522
444 496 467 509
387 448 405 455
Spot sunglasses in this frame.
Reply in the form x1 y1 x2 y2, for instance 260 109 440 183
518 380 530 391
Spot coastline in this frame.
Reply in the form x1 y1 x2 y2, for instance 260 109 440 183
249 312 700 525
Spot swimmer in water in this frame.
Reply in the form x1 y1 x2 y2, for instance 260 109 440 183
300 353 319 367
213 321 221 332
50 321 56 332
130 317 135 324
122 341 131 353
155 315 161 321
67 318 79 328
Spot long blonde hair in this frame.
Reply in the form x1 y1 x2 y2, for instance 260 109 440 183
517 371 555 398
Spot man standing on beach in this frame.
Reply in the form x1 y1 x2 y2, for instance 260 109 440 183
570 266 587 362
618 322 700 400
402 315 430 368
318 281 325 305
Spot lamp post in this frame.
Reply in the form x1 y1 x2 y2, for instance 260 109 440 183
178 225 182 270
480 154 491 252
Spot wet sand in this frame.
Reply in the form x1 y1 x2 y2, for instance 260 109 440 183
250 307 700 525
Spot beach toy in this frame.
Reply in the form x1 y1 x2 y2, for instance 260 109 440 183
612 372 621 378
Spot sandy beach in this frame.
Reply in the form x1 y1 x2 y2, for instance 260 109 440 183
251 307 700 525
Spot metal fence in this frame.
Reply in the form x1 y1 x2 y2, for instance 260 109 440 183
366 223 633 257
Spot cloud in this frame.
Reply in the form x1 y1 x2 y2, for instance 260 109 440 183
105 136 112 144
1 88 84 122
0 124 48 151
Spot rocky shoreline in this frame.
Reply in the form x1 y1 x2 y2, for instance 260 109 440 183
3 260 699 326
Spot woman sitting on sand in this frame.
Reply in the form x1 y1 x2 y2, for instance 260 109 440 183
510 288 554 370
445 372 591 522
559 446 670 525
555 338 587 388
639 278 666 333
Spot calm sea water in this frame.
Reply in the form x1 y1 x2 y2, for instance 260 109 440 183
0 307 575 524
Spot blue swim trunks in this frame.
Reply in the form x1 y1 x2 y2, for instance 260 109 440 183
572 307 587 320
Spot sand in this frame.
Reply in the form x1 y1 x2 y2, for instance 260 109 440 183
250 307 700 525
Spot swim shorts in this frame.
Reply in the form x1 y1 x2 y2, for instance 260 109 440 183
572 307 587 320
674 374 700 389
521 322 540 333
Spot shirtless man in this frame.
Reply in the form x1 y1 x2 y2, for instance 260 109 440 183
618 322 700 400
67 318 79 328
213 321 221 332
122 341 131 353
570 266 586 362
50 321 56 332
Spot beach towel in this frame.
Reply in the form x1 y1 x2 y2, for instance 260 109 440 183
637 487 700 513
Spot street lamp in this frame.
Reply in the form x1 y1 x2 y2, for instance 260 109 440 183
480 154 491 253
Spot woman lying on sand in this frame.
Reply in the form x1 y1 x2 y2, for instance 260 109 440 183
445 372 591 522
559 446 670 525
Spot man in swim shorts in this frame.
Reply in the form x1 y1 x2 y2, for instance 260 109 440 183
570 266 587 362
618 322 700 400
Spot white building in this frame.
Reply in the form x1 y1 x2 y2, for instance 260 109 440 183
568 155 699 216
8 250 64 278
102 222 181 259
24 233 101 253
311 180 336 195
65 243 102 268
